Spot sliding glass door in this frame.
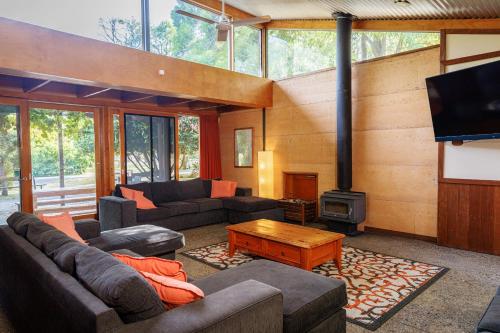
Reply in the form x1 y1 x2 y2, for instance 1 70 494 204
125 114 175 184
0 105 21 223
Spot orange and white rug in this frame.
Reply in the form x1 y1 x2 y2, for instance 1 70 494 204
181 242 448 331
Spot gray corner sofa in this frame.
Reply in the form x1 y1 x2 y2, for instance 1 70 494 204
99 178 285 231
0 212 347 333
477 287 500 333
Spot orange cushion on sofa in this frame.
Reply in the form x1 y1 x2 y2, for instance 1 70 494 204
38 212 86 244
211 180 237 198
120 187 156 209
140 271 204 308
112 253 186 281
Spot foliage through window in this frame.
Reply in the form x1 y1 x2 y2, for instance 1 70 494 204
268 30 439 80
0 0 142 49
178 116 200 180
234 26 261 76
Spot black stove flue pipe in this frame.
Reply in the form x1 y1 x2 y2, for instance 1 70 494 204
335 13 353 192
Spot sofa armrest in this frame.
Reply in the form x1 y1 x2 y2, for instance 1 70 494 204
74 219 101 240
98 196 137 231
236 187 252 197
122 280 283 333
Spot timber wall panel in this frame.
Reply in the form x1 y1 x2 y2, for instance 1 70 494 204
220 46 440 237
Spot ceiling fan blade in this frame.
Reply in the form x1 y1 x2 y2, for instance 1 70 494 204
175 10 217 24
232 15 271 27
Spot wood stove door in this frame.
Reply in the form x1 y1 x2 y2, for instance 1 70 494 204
321 198 352 220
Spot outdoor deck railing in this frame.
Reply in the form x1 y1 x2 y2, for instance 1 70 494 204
33 186 96 215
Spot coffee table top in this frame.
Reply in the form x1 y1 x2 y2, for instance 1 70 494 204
226 219 345 249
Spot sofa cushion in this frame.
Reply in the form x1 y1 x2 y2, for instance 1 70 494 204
177 178 206 200
137 207 172 223
88 224 185 257
115 182 153 201
52 241 89 275
222 196 278 213
39 212 86 243
185 198 223 212
41 228 77 256
26 222 57 249
151 181 180 204
477 287 500 333
193 259 347 333
7 212 41 237
75 246 164 323
158 201 199 216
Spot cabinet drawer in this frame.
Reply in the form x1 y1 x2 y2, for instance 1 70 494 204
267 241 301 264
234 233 262 252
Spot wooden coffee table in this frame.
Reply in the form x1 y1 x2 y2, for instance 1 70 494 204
226 219 345 271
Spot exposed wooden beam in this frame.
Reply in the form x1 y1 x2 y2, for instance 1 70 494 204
0 18 272 108
217 105 252 113
157 96 191 106
22 78 51 93
121 91 156 103
265 18 500 31
77 86 112 98
183 0 255 20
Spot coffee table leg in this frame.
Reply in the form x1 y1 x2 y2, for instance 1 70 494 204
300 248 313 271
228 231 236 257
335 240 342 272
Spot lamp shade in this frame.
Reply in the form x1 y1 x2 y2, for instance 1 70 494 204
258 151 274 198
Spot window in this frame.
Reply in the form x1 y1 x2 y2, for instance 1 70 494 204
352 32 440 62
268 30 336 80
113 114 121 185
125 114 175 184
234 26 261 76
149 0 229 69
30 108 97 216
178 116 200 180
0 0 142 49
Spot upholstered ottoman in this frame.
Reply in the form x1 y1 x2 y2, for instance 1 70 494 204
193 259 347 333
88 224 185 259
222 196 285 224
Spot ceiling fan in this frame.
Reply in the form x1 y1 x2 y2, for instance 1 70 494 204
176 0 271 42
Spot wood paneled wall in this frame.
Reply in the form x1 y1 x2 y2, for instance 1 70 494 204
219 46 440 238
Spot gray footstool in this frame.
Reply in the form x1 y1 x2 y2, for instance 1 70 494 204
222 196 285 223
193 259 347 333
88 224 185 259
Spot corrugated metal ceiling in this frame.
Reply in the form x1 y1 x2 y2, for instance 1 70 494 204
225 0 500 20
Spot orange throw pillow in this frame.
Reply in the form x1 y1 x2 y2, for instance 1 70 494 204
211 180 237 198
38 212 86 244
120 187 156 209
112 254 186 281
140 271 204 309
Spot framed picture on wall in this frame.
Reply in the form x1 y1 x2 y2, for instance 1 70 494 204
234 128 253 168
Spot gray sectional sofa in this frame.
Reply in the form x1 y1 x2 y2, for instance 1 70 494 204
0 212 347 333
477 288 500 333
99 178 285 231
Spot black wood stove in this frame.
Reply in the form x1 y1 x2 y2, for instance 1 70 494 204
320 13 366 236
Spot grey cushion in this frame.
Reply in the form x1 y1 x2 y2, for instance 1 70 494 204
26 222 56 249
151 180 180 204
222 196 279 213
177 178 206 200
74 219 101 240
7 212 41 237
41 229 77 256
193 259 347 333
88 224 185 257
115 182 153 201
185 198 223 212
52 241 89 275
158 201 199 216
75 246 164 323
477 287 500 333
137 207 172 222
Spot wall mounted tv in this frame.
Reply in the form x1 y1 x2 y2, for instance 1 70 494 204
426 60 500 142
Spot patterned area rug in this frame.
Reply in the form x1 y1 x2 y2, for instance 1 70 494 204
181 242 448 331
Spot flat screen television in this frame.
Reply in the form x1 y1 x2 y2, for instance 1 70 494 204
426 60 500 142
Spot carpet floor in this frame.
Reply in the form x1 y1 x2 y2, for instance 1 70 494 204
1 222 499 333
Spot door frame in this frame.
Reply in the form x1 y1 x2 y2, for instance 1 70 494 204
28 101 103 219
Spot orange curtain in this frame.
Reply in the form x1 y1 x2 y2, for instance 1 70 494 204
199 113 222 179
